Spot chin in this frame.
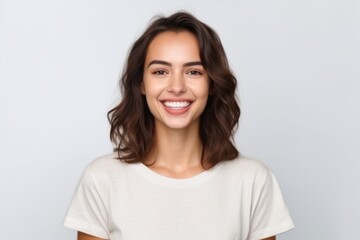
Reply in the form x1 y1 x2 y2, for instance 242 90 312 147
163 123 192 130
157 118 198 131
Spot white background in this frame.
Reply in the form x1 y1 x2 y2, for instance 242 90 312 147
1 0 359 239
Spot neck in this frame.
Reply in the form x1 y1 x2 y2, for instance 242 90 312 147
144 122 205 174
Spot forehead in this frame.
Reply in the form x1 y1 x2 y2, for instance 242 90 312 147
145 31 201 64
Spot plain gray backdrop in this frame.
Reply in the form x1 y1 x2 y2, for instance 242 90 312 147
1 0 359 239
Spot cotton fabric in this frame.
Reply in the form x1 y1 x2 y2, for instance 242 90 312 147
64 153 294 239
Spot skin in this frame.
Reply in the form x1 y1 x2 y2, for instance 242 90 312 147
77 30 276 240
141 30 209 177
78 232 105 240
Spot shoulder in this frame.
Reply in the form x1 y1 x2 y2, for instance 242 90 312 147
220 155 270 175
87 152 122 171
216 155 272 184
83 152 130 183
215 156 284 200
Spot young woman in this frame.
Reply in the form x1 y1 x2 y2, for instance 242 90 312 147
64 12 294 240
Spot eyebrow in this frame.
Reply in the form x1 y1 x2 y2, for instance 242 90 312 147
147 60 203 68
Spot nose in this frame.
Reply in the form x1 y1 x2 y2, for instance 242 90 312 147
167 72 186 94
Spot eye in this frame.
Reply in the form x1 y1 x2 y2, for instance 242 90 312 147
153 70 168 75
187 70 203 76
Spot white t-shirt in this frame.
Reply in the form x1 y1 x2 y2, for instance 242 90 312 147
64 153 294 240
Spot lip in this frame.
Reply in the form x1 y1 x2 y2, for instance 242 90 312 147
160 99 193 115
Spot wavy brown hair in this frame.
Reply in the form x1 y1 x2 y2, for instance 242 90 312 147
108 11 240 168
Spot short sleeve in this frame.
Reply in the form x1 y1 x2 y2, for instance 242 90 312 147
247 168 295 240
64 164 110 239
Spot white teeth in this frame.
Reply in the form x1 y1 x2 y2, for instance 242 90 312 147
163 101 190 108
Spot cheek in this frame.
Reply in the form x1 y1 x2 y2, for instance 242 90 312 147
197 81 210 98
143 85 163 97
142 76 165 96
143 83 162 110
202 85 210 96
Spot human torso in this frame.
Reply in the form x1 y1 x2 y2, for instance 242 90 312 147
95 154 263 240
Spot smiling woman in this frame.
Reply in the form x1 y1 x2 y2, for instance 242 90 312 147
64 12 294 240
141 31 209 132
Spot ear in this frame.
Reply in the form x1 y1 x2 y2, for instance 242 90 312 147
140 82 145 95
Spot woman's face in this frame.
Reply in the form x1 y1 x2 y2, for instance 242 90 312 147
142 30 209 131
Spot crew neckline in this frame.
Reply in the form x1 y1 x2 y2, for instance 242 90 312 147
130 161 223 189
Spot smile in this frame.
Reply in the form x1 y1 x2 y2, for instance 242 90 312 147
163 101 191 109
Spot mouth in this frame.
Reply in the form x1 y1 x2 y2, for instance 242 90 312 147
162 101 192 109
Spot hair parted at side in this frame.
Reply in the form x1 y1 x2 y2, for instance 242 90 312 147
108 11 240 168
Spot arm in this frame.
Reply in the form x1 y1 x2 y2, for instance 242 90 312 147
261 237 276 240
78 232 107 240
